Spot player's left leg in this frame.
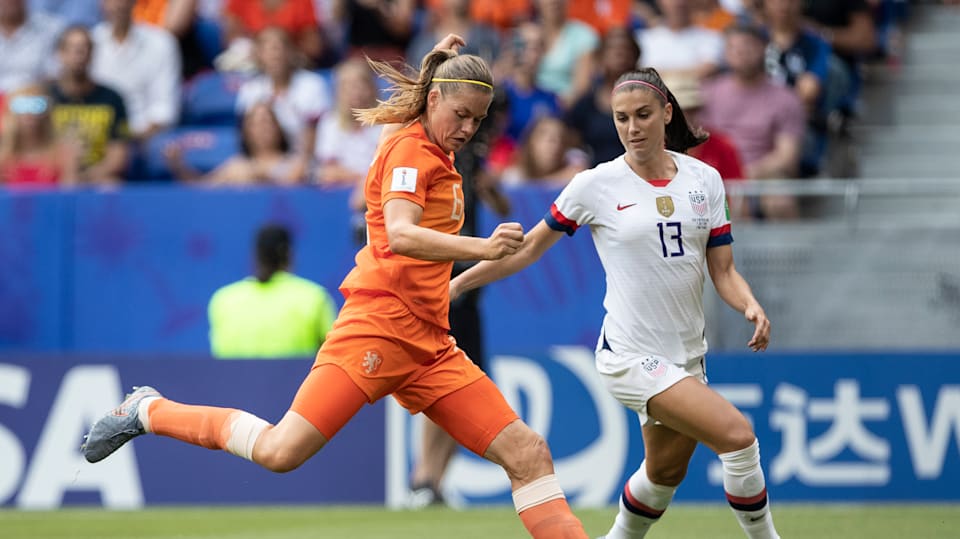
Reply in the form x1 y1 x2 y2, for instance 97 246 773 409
418 376 588 539
647 378 780 539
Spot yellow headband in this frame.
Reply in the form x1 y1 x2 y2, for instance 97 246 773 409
431 78 493 90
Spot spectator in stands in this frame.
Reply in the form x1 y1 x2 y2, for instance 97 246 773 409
662 73 744 181
763 0 839 177
802 0 876 115
133 0 213 79
220 0 325 69
336 0 415 62
406 0 500 67
500 115 586 186
313 57 382 188
534 0 599 106
0 85 80 187
565 26 642 166
0 0 65 94
691 0 737 31
700 22 805 219
165 102 301 184
208 223 338 358
637 0 724 79
475 0 533 31
236 27 330 183
49 26 130 184
92 0 181 143
500 22 561 145
662 72 748 218
29 0 101 27
567 0 633 35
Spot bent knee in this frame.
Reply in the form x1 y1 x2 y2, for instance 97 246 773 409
494 427 552 482
258 448 309 473
645 462 688 486
717 420 756 454
253 436 315 473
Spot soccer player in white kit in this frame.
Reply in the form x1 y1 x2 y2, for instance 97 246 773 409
451 67 780 539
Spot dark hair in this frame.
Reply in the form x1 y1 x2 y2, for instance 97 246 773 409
724 20 769 44
254 224 291 282
239 103 290 156
598 26 641 74
612 68 708 153
57 24 92 51
353 50 493 126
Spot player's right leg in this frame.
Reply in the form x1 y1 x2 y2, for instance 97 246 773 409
82 364 367 473
422 376 589 539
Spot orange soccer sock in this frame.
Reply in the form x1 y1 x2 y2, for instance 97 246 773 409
146 398 239 451
518 498 588 538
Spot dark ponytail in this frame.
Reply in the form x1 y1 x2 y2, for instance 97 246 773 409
612 68 709 153
254 224 291 283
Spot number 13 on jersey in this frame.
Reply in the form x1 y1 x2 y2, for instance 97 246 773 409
657 221 684 258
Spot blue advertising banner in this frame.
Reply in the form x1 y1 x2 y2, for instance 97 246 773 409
0 357 384 509
387 349 960 507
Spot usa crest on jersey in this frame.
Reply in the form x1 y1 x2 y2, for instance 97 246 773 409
688 190 708 216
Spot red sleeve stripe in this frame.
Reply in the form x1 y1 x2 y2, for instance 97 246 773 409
544 203 579 236
710 223 731 237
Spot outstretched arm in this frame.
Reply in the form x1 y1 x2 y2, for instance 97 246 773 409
451 220 564 298
706 244 770 352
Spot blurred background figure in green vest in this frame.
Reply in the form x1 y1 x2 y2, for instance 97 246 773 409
208 223 337 358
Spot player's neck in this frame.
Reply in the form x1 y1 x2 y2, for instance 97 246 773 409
625 150 676 183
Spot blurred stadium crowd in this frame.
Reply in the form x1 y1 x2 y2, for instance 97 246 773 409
0 0 927 219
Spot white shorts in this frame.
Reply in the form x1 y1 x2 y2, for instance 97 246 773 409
596 349 707 426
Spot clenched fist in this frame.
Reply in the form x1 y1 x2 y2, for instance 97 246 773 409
484 222 524 260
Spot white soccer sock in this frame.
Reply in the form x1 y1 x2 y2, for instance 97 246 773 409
224 411 269 462
719 439 780 539
511 474 566 513
605 461 677 539
137 396 160 433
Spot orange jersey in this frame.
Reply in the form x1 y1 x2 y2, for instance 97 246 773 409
340 121 465 329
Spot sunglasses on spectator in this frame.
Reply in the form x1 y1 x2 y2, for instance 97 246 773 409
9 95 49 115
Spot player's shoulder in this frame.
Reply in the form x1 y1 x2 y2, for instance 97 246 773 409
673 151 722 184
567 155 625 189
381 126 447 169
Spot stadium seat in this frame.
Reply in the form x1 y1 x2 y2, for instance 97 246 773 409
141 125 241 180
181 70 249 126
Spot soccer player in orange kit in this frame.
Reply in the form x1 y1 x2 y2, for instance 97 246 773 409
82 34 589 538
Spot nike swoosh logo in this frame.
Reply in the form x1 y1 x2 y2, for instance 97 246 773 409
749 515 766 522
617 203 637 211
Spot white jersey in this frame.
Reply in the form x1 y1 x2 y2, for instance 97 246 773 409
545 151 732 364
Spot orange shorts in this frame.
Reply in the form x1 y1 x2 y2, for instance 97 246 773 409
290 292 516 450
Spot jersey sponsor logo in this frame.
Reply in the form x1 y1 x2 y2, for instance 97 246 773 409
617 203 637 211
390 167 418 193
362 351 383 374
688 190 707 216
656 196 674 218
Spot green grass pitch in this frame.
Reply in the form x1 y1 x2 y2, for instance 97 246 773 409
2 504 957 539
